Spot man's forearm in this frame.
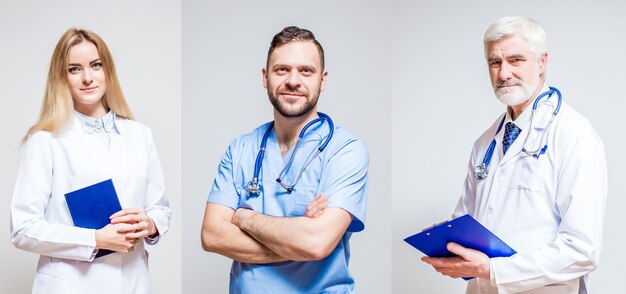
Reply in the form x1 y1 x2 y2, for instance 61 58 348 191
233 208 351 261
203 222 287 264
201 203 287 264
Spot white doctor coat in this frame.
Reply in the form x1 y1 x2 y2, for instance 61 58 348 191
10 114 170 294
454 101 607 294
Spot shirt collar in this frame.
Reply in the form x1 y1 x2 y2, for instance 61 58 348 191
505 84 550 129
73 110 120 134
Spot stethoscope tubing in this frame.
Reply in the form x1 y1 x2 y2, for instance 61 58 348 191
474 86 562 180
254 123 274 181
247 112 333 196
522 87 561 155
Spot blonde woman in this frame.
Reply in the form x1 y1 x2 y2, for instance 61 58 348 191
10 28 170 294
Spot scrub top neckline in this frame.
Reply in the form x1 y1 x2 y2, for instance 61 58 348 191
263 117 332 182
266 117 331 160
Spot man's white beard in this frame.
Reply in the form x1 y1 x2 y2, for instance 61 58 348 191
494 78 537 107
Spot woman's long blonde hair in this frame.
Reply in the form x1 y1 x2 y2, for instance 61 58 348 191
23 28 133 143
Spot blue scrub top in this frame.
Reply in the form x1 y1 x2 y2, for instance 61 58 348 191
208 118 369 293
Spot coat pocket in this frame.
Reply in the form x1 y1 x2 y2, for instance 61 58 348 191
33 271 76 294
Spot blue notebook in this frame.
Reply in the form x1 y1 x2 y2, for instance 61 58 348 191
65 179 122 258
404 214 516 279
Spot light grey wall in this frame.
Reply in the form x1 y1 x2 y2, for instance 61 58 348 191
182 0 391 293
392 0 626 293
0 1 182 293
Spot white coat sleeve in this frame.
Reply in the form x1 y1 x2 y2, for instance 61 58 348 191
10 132 97 261
490 128 607 293
143 128 171 245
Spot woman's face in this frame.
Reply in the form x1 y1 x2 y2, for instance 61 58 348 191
67 41 107 116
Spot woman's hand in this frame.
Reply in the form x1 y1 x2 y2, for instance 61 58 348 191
109 208 158 239
95 223 139 253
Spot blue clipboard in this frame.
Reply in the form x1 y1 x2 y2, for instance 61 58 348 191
65 179 122 258
404 214 516 279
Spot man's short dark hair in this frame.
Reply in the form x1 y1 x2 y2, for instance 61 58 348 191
267 26 325 70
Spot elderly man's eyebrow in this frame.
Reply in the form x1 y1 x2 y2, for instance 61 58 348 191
506 54 526 59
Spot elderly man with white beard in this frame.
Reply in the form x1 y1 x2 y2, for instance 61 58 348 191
422 16 607 294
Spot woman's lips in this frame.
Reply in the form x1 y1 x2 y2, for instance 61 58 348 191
80 86 99 93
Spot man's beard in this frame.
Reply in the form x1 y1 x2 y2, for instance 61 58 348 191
268 89 319 118
494 78 537 107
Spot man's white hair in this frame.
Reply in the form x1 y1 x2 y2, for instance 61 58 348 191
484 16 547 59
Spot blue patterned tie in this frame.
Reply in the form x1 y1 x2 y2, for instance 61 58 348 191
502 122 521 154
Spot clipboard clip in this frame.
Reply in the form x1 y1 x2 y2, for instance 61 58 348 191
422 219 450 231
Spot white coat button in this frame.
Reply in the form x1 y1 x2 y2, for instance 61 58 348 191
486 208 493 215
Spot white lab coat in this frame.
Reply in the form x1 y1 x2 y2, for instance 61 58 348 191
454 101 607 294
10 115 170 294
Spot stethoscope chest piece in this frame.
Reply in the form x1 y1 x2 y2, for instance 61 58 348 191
246 178 261 198
473 164 489 180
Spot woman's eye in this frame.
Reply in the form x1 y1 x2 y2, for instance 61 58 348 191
92 62 103 70
68 67 81 74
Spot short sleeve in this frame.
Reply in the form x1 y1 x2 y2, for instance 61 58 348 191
320 139 369 232
207 141 240 209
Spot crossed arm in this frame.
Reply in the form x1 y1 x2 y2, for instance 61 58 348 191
201 194 350 263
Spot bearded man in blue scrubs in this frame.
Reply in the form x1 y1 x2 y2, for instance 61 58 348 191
201 26 369 293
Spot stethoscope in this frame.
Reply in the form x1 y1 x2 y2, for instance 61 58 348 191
246 112 334 197
473 86 562 180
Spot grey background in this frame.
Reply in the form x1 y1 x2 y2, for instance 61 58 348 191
182 0 391 293
0 1 182 293
392 0 626 293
